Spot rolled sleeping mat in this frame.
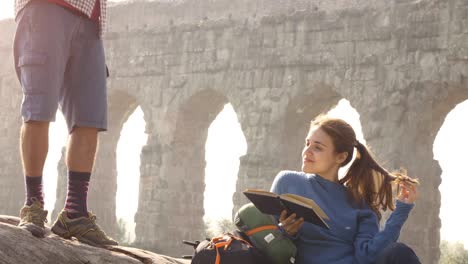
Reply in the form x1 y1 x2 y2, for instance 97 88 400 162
234 203 297 264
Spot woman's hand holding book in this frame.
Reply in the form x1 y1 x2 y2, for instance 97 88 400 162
279 210 304 236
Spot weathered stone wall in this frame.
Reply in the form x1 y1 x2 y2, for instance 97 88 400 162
0 19 24 217
1 0 468 263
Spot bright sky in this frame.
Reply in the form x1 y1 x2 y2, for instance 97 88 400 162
1 0 467 248
0 3 13 20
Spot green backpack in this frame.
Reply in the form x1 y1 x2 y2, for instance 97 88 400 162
234 203 297 264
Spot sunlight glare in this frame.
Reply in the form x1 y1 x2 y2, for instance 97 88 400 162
116 106 148 243
434 100 468 249
0 2 14 20
204 104 247 230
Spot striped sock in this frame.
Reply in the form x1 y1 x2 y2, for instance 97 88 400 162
25 176 44 207
65 171 91 219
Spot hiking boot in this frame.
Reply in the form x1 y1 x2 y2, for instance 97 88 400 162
18 198 48 238
51 210 118 247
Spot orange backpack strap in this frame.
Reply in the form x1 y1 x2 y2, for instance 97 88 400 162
245 225 279 236
215 246 222 264
228 234 253 247
212 234 254 264
212 235 234 264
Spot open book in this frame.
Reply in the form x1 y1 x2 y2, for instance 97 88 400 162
243 189 330 229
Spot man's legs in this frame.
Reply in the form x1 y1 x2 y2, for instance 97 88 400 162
18 121 50 237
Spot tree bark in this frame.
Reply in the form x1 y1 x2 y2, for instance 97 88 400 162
0 215 190 264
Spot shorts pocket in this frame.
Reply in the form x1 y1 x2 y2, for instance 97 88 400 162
18 52 48 94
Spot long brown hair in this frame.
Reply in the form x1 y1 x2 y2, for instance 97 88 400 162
311 116 419 219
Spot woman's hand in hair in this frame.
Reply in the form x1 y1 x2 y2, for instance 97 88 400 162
397 182 418 204
279 210 304 236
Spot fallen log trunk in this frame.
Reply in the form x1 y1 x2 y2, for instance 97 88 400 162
0 215 190 264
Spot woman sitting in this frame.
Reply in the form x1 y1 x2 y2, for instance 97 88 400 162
271 115 421 264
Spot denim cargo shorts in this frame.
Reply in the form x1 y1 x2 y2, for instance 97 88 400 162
13 0 107 133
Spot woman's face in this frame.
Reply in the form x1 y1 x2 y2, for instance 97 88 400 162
301 126 346 177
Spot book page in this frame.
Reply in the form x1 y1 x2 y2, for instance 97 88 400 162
281 194 329 220
243 189 278 197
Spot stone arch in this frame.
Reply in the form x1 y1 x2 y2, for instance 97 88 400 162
172 89 228 161
134 89 230 256
418 84 468 259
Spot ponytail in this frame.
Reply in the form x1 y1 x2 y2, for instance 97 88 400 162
339 141 419 220
310 116 419 220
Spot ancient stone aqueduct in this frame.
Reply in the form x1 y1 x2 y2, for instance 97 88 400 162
1 0 468 262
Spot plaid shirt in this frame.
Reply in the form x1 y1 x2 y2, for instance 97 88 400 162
14 0 107 36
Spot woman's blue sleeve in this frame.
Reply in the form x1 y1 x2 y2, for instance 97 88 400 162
353 201 414 264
